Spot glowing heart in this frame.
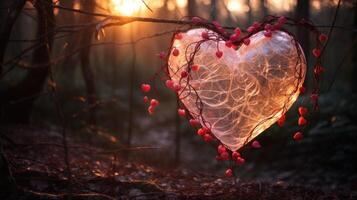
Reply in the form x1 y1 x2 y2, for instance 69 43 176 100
168 29 306 151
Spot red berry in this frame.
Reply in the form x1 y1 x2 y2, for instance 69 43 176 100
150 99 159 107
189 119 200 127
252 140 261 149
319 33 328 42
217 144 226 154
220 151 229 160
212 21 221 28
293 131 304 141
299 86 306 94
230 33 239 42
298 106 308 116
172 48 179 56
181 71 188 78
243 38 250 46
197 128 206 136
175 33 183 40
298 116 307 126
277 114 286 127
178 108 185 117
278 16 286 25
225 168 233 177
234 27 241 36
201 31 209 39
173 84 181 92
232 151 241 160
264 24 272 31
225 40 233 48
203 134 213 142
215 51 223 58
312 48 321 58
165 80 174 90
264 30 272 37
148 106 155 115
143 96 149 103
236 157 245 165
191 17 201 24
314 65 325 75
141 84 151 93
191 64 199 71
310 93 319 101
252 21 261 28
247 26 255 33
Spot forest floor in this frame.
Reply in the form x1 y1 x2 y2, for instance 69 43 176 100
1 124 356 200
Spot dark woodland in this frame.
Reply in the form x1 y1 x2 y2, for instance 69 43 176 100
0 0 357 199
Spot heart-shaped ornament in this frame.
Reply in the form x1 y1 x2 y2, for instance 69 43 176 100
168 29 306 151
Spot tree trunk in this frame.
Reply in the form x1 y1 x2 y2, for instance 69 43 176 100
296 0 310 61
0 137 16 198
0 0 55 124
352 1 357 92
0 0 26 74
210 0 217 20
188 0 197 17
79 0 97 126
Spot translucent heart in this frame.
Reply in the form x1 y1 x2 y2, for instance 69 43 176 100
168 29 306 151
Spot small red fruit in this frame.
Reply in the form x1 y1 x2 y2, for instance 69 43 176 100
277 114 286 127
247 26 255 33
312 48 321 58
217 144 226 154
232 151 241 160
299 86 306 94
243 38 250 46
189 119 200 127
319 33 328 42
252 140 261 149
178 108 186 117
191 64 199 71
148 106 155 115
141 84 151 93
172 48 179 56
150 99 159 107
143 96 149 103
197 128 206 136
230 33 239 42
215 51 223 58
264 23 272 31
191 17 202 24
298 106 308 116
173 84 181 92
236 157 245 165
234 27 241 36
310 93 319 101
225 41 233 48
278 16 286 25
157 51 166 60
203 134 213 142
181 71 188 78
293 131 304 141
201 31 209 39
220 151 229 160
264 30 272 37
165 80 174 90
298 116 307 126
225 168 233 177
175 33 183 40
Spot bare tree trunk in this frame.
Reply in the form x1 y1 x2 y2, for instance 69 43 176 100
127 24 136 148
188 0 197 17
353 1 357 92
0 0 26 74
0 136 16 197
79 0 97 126
260 0 268 19
174 101 181 166
296 0 310 61
0 0 54 124
210 0 217 20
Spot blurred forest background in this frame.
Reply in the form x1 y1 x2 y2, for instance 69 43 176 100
1 0 357 198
